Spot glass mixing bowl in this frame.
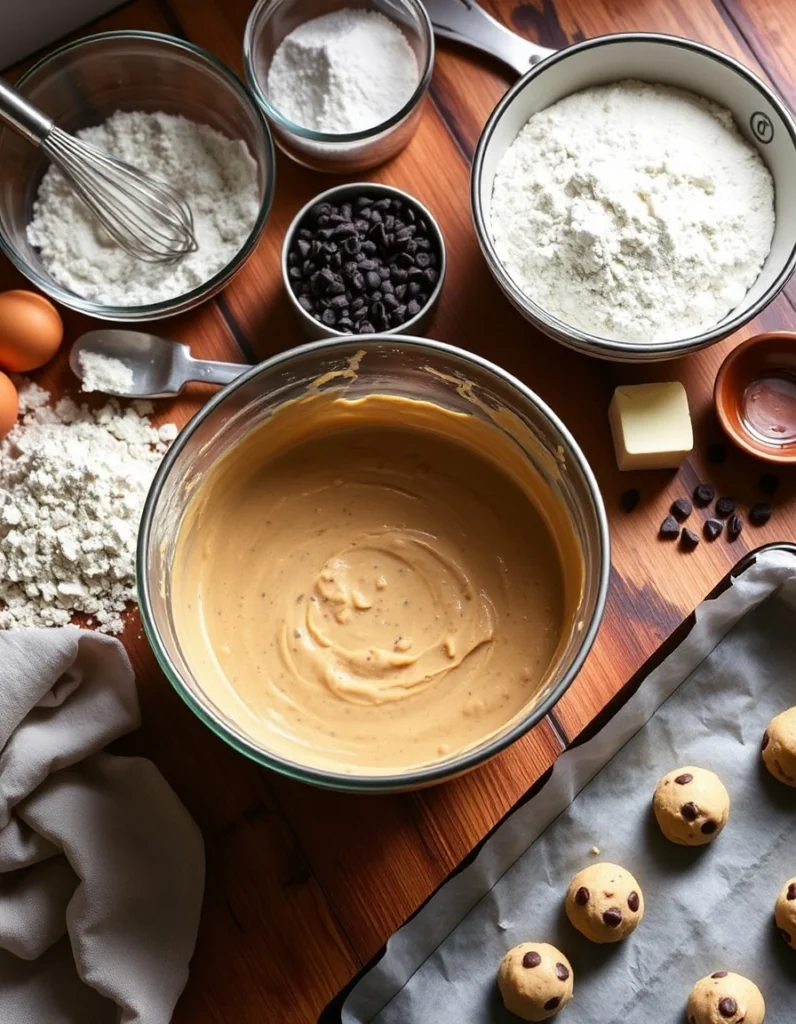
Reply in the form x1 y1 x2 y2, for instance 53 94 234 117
243 0 434 173
0 31 275 321
138 336 609 792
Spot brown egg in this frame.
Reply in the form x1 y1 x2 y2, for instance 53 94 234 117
0 290 64 372
0 371 19 440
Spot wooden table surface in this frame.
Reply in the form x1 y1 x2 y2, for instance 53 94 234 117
4 1 796 1020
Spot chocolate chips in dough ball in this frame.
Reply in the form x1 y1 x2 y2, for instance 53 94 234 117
775 876 796 949
653 766 730 845
687 972 765 1024
497 943 574 1022
761 706 796 787
565 862 644 943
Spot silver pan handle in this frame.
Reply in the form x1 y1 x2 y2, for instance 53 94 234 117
422 0 555 76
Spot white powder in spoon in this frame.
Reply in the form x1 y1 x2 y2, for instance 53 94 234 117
266 9 419 133
79 351 134 395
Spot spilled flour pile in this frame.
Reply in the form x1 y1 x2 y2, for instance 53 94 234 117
0 382 177 633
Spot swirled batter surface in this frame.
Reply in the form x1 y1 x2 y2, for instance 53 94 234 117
172 392 582 774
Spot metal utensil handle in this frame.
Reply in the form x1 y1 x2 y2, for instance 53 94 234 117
185 356 248 387
0 77 53 145
423 0 555 75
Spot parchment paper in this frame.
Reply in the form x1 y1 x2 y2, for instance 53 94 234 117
338 546 796 1023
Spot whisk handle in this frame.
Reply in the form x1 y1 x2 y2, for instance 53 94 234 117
0 78 53 146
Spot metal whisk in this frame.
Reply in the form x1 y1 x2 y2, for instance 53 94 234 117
0 78 197 265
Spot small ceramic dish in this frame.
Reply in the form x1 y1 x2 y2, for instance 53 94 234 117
282 182 446 339
715 331 796 463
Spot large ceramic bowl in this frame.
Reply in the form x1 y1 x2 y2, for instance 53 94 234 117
472 34 796 362
138 337 609 791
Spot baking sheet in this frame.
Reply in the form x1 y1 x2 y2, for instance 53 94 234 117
334 545 796 1023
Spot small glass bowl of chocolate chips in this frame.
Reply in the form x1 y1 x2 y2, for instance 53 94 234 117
282 182 446 338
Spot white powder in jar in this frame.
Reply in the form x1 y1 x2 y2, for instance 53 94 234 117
489 80 776 343
27 111 260 307
266 9 419 134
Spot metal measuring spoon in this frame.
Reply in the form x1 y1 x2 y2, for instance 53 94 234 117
70 329 247 399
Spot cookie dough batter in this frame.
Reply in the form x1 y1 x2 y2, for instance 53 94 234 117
565 862 644 943
687 972 765 1024
172 389 582 774
775 876 796 949
653 766 730 845
498 943 573 1022
762 706 796 787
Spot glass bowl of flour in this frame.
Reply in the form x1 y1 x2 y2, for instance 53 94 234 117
471 34 796 362
244 0 434 173
0 31 275 321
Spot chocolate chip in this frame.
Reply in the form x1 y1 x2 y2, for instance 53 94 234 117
680 528 699 552
749 503 772 526
691 483 713 507
727 514 743 540
718 997 738 1018
787 883 796 901
701 820 718 835
712 972 728 979
627 891 640 912
704 519 723 541
762 730 769 751
522 951 541 968
575 886 589 906
555 963 569 981
602 907 623 927
708 443 727 464
544 997 561 1011
660 516 680 540
620 489 640 513
715 497 735 518
675 773 693 785
681 802 699 821
760 473 780 496
781 928 792 944
671 497 692 521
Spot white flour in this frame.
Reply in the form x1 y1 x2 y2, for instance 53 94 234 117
489 80 775 343
0 382 177 633
27 111 260 307
79 351 134 394
266 9 419 133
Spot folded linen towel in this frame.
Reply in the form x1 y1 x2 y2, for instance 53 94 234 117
0 628 205 1023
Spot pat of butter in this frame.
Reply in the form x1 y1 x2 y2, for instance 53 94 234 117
609 382 693 471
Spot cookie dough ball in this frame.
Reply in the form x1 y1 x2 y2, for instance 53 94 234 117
653 766 730 845
775 876 796 949
565 862 644 943
687 972 765 1024
497 943 574 1021
762 707 796 787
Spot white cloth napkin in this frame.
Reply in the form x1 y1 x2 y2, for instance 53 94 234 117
0 628 205 1024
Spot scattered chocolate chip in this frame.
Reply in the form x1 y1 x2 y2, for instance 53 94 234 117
522 951 542 969
671 497 692 521
675 773 693 785
762 730 770 752
749 503 772 526
787 883 796 901
727 514 743 540
712 972 729 979
555 963 569 981
602 908 623 928
707 443 727 464
574 886 590 906
680 528 700 552
620 489 641 513
660 516 680 540
715 497 735 518
718 997 738 1018
760 473 780 496
627 891 640 912
681 802 699 821
694 483 715 507
704 519 723 542
544 997 561 1011
781 928 792 945
701 820 718 835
